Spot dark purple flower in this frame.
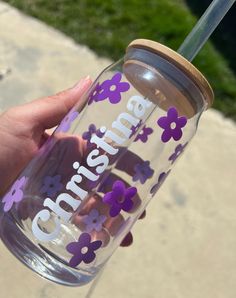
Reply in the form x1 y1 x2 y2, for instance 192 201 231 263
82 124 105 143
57 109 79 133
157 107 187 142
2 176 27 212
88 83 103 105
103 180 137 217
66 233 102 267
169 143 188 164
96 128 105 138
150 171 171 195
40 175 63 197
130 120 142 138
95 72 130 104
82 209 107 232
82 124 96 141
133 161 154 184
134 125 153 143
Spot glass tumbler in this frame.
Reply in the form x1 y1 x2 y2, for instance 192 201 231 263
0 39 213 286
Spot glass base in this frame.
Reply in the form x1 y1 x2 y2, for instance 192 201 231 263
0 212 96 286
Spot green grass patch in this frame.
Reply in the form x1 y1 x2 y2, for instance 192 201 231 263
4 0 236 120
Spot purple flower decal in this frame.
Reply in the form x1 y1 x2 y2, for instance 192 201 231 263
133 161 154 184
103 180 137 217
2 176 27 212
150 171 171 195
82 124 104 142
40 175 63 197
88 83 103 105
169 143 188 164
57 109 79 133
82 209 107 232
130 120 142 138
66 233 102 267
157 107 187 142
134 125 153 143
95 72 130 104
82 124 96 141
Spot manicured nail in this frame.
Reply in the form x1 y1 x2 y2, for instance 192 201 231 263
72 76 91 91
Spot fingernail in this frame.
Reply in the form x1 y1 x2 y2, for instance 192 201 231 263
71 76 91 91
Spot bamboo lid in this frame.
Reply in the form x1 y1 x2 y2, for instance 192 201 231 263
124 39 214 114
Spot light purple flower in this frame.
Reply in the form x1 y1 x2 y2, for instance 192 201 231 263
150 171 171 195
169 143 188 164
57 109 79 133
134 125 153 143
133 161 154 184
103 180 137 217
95 72 130 104
66 233 102 267
82 209 107 232
157 107 187 142
40 175 63 197
2 176 27 212
82 124 104 143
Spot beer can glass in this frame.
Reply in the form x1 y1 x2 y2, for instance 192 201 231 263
0 39 213 286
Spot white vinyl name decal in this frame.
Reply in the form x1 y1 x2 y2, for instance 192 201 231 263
32 95 152 241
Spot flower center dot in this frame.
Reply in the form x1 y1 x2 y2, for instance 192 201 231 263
110 85 116 91
170 122 176 129
81 247 89 254
49 184 54 188
92 219 97 223
117 195 125 203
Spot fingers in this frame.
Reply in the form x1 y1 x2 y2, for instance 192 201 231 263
7 77 92 131
32 77 92 130
120 210 146 247
15 130 148 249
72 193 125 247
138 210 146 219
120 232 133 247
115 149 143 177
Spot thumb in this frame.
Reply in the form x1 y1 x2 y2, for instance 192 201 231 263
15 76 92 130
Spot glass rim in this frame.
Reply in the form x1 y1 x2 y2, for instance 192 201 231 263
126 39 214 109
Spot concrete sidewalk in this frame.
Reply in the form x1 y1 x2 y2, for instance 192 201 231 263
1 2 236 298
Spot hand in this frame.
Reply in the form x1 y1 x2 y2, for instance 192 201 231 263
0 77 145 246
0 77 92 195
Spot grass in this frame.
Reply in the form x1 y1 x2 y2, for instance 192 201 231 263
4 0 236 120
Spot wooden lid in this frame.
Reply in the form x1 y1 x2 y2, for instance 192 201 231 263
126 39 214 109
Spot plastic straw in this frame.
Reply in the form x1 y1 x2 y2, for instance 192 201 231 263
178 0 235 61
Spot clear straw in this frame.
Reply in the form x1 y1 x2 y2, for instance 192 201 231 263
178 0 235 61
